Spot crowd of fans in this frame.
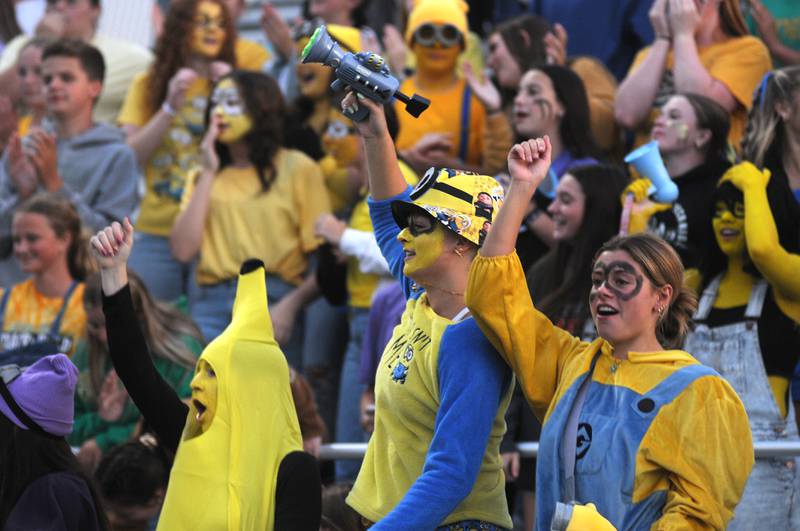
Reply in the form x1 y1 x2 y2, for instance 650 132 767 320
0 0 799 529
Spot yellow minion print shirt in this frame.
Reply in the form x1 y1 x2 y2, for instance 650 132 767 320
0 279 86 361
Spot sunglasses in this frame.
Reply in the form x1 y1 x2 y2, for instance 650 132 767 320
413 23 462 48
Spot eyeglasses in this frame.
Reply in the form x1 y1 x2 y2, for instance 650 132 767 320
194 15 226 31
413 23 462 48
0 364 21 385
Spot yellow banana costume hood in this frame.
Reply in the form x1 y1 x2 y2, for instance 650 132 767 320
157 260 303 530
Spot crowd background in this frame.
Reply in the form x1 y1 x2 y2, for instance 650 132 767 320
0 0 799 529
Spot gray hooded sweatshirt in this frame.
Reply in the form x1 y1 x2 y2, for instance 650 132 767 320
0 123 142 252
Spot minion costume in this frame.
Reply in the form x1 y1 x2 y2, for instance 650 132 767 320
346 170 513 529
466 253 753 529
157 259 303 530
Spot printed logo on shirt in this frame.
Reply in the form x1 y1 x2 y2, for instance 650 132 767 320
0 331 72 355
385 326 431 385
647 202 689 252
576 422 592 460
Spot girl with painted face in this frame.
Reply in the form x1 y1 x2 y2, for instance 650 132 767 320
339 92 514 529
0 193 91 366
89 219 322 530
511 65 600 268
170 71 330 369
684 169 800 530
118 0 236 304
68 270 201 471
615 0 771 151
466 137 752 529
626 93 732 289
487 15 619 155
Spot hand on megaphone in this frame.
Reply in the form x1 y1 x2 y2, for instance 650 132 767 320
620 178 671 235
624 141 679 204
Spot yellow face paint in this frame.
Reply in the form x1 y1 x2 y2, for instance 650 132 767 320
398 215 446 276
191 1 226 59
412 41 460 78
190 358 218 434
211 78 252 144
713 200 746 257
322 109 359 167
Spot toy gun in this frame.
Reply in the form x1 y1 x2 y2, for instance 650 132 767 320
301 25 431 122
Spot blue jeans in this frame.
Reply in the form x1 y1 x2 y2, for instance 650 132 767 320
189 274 304 368
335 307 369 481
128 232 195 304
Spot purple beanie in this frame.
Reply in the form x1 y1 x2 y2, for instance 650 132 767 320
0 354 78 436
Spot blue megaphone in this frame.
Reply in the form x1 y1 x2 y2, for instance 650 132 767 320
624 141 679 203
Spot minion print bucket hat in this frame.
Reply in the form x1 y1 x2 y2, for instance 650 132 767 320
391 167 505 247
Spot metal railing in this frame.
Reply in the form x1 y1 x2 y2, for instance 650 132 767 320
318 441 800 460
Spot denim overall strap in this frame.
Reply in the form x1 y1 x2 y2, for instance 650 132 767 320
49 281 78 336
458 83 471 163
0 286 11 331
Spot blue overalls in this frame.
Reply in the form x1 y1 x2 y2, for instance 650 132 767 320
536 350 717 530
0 281 79 367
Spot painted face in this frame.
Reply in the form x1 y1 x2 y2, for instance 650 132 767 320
713 199 746 257
18 45 45 111
211 78 252 143
398 213 446 277
589 250 661 346
12 212 69 275
513 70 562 138
191 1 227 59
547 174 585 241
295 38 333 100
322 109 359 167
651 95 704 156
412 36 461 77
85 306 107 344
41 56 101 118
190 359 218 433
486 33 521 90
45 0 100 39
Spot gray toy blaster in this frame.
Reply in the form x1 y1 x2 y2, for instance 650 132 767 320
300 25 430 122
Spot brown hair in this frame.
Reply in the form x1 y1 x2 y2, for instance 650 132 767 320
596 233 697 348
82 271 202 396
719 0 748 38
742 66 800 167
14 192 94 281
494 14 549 74
42 38 105 83
677 92 731 160
145 0 237 116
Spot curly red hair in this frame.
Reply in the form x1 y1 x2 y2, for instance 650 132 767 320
145 0 237 116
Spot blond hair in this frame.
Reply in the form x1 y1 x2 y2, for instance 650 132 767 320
742 66 800 167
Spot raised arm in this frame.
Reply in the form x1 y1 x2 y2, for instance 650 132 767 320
90 219 189 453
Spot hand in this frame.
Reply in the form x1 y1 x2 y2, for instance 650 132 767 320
341 90 389 140
6 133 37 199
749 0 780 49
166 68 198 110
315 214 347 245
90 218 135 270
720 161 771 191
507 137 552 188
270 295 301 347
621 178 653 206
0 96 17 148
200 113 221 173
359 389 375 433
76 439 103 471
463 62 502 113
383 24 408 74
26 129 60 191
303 435 322 457
501 451 520 481
210 61 232 82
544 23 568 65
98 370 128 422
628 198 671 234
668 0 699 38
260 3 295 60
649 0 671 40
35 10 66 38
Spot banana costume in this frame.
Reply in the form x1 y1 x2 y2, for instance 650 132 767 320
157 260 303 530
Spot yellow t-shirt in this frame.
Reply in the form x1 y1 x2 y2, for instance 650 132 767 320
628 36 771 151
395 77 486 168
180 149 331 286
0 279 86 360
118 72 212 236
235 38 271 71
347 161 418 308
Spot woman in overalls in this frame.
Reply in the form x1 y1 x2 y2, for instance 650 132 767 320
0 193 90 366
685 163 800 530
466 136 753 529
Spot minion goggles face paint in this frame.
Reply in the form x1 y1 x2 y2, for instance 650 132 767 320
210 86 245 117
413 23 462 48
325 120 355 138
